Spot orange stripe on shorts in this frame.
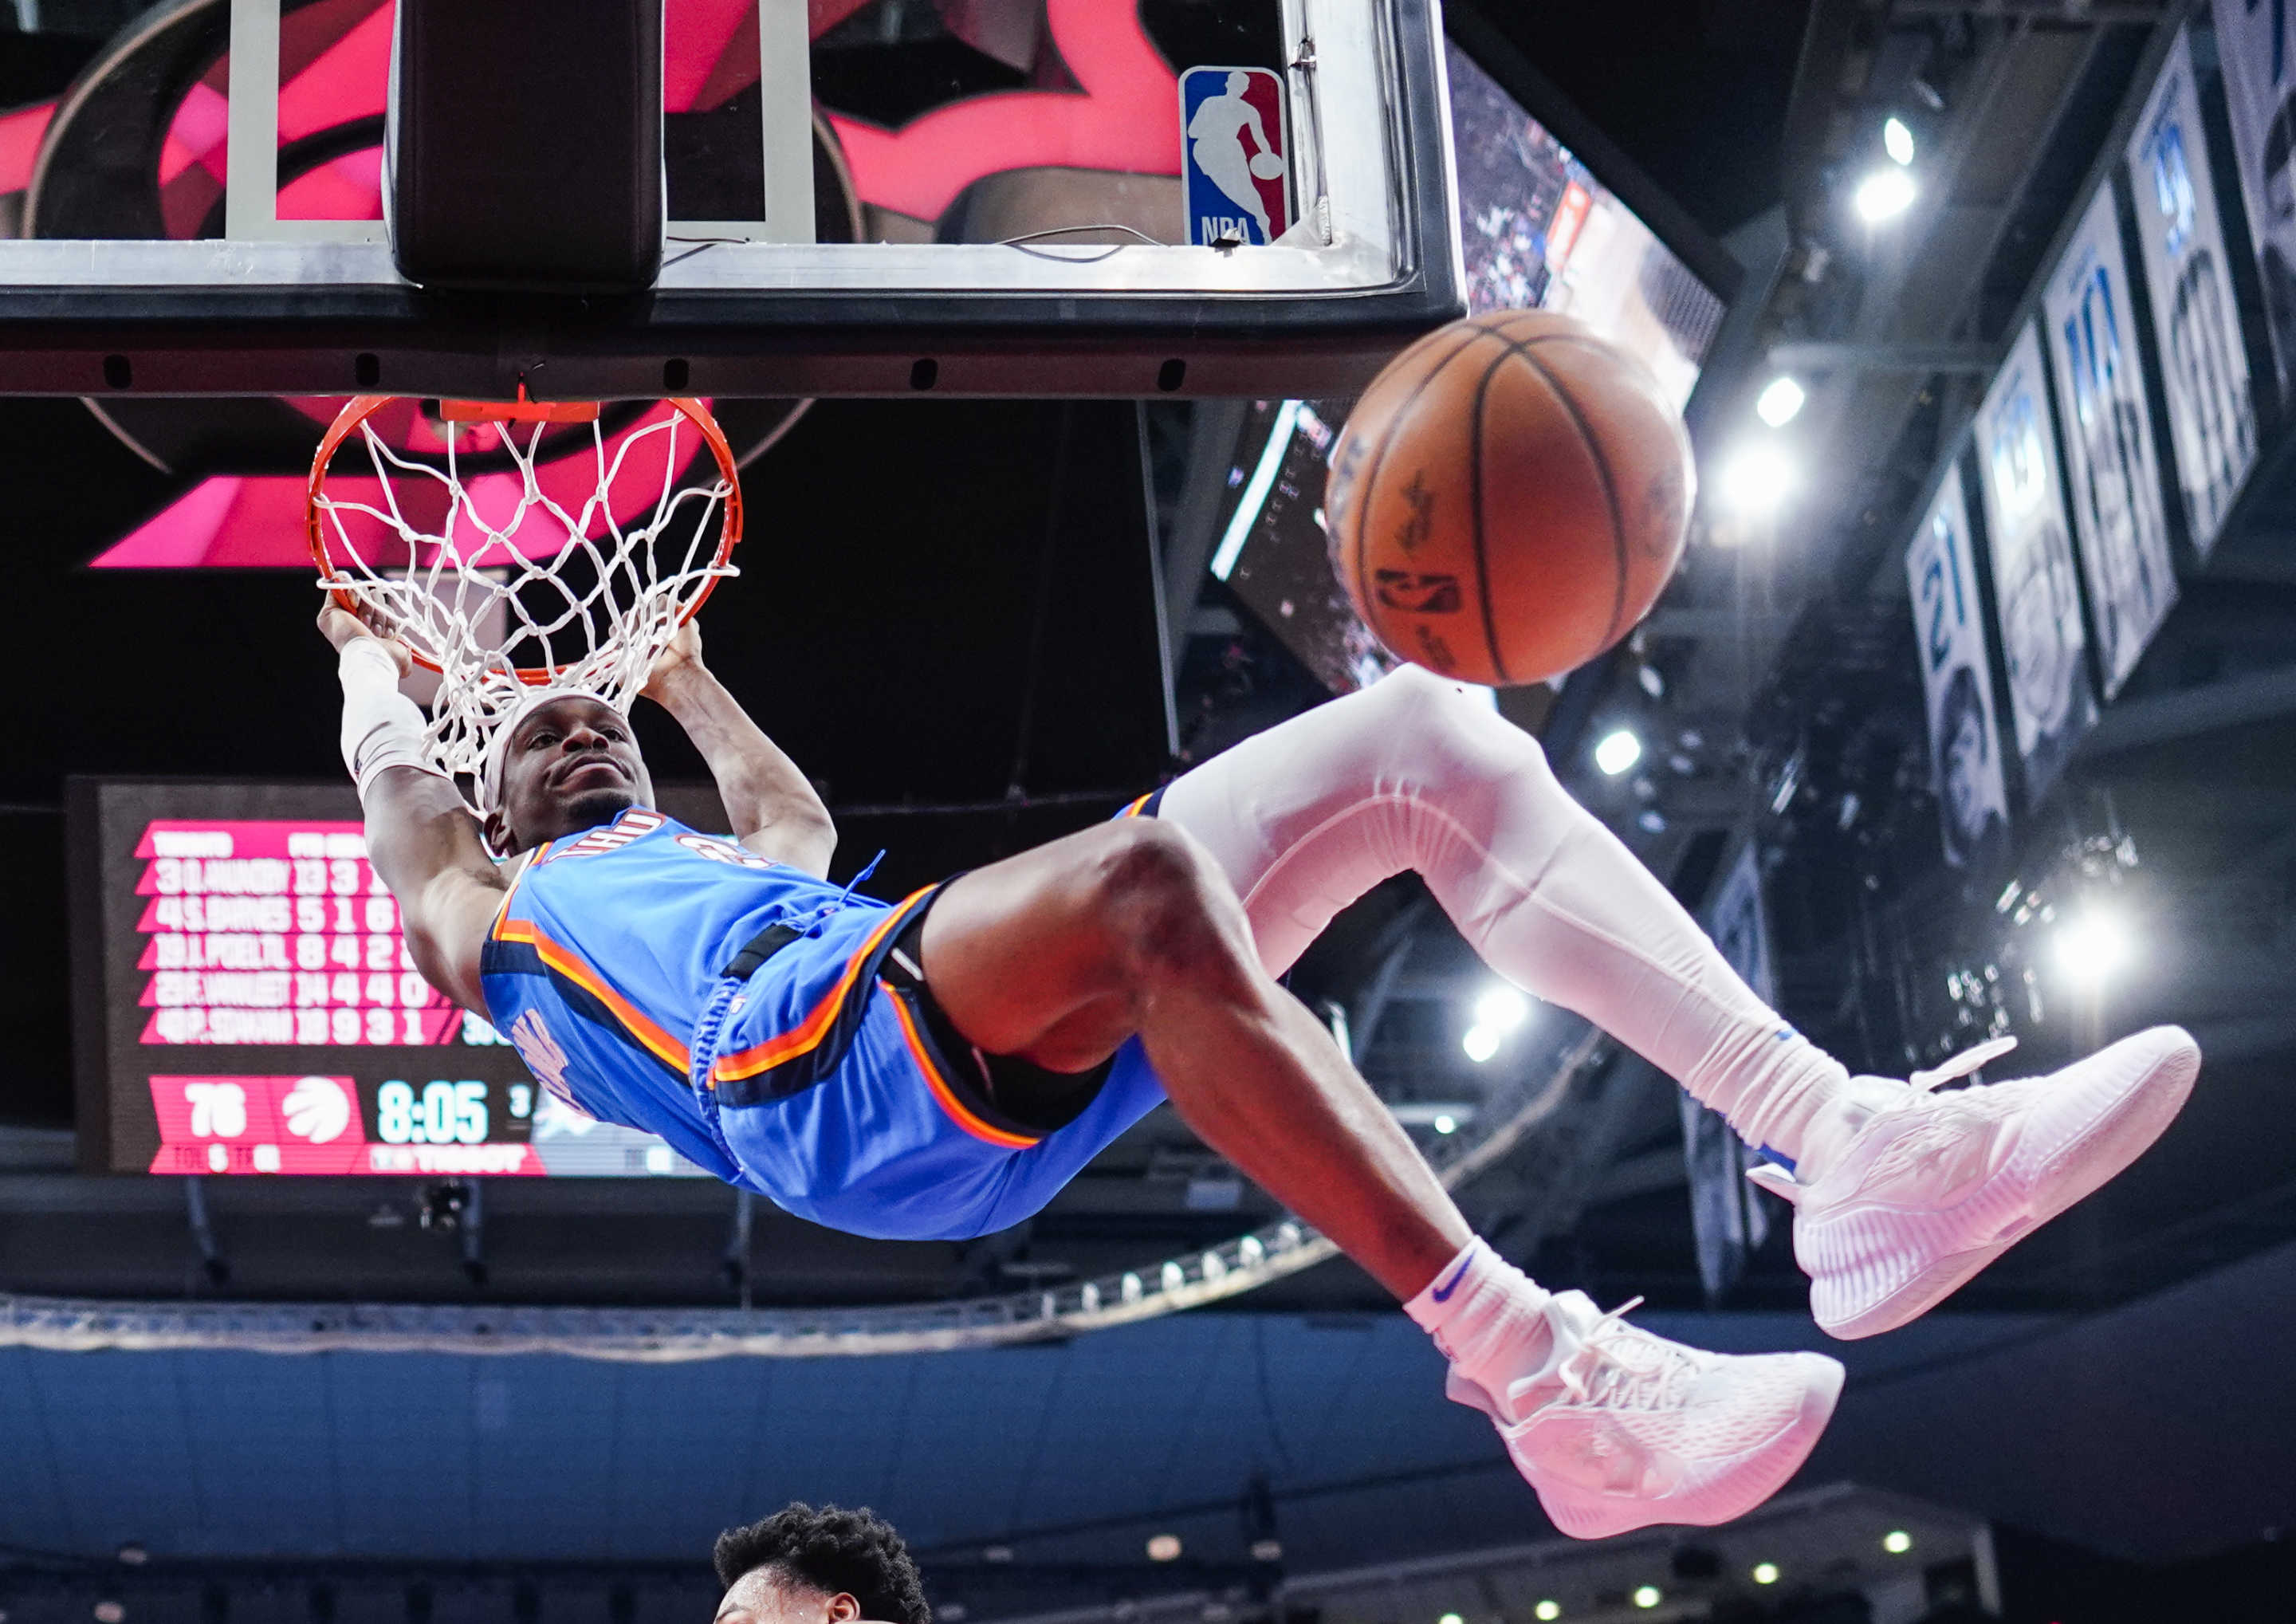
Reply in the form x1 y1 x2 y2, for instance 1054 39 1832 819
883 977 1039 1149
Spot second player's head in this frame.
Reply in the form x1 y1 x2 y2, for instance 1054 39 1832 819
483 693 655 856
712 1504 929 1624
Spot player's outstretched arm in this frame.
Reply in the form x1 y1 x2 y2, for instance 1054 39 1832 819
642 621 837 878
320 605 505 1017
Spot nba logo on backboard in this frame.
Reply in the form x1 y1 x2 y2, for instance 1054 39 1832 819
1180 66 1292 246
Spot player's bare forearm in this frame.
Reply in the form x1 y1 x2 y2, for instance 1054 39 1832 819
360 764 505 1018
643 631 836 876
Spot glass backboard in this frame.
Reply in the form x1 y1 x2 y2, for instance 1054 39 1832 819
0 0 1461 398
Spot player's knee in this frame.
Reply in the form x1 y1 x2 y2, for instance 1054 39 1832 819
1090 820 1245 983
1362 663 1554 788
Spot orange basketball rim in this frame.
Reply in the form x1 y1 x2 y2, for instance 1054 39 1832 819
306 392 745 684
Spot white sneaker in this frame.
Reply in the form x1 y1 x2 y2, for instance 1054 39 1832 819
1750 1025 2200 1341
1450 1290 1843 1539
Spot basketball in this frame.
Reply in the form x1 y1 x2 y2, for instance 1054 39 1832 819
1250 151 1286 180
1326 309 1696 687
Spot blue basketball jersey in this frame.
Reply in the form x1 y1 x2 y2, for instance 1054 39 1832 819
478 807 890 1179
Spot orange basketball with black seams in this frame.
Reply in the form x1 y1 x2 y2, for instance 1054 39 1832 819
1326 309 1696 687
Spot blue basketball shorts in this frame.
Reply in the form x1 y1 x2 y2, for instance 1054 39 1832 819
689 883 1170 1241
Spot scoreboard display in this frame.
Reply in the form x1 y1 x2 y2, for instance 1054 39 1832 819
72 780 716 1178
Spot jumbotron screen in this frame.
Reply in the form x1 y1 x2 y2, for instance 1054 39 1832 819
72 780 718 1178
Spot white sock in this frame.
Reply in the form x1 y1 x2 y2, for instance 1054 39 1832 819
1158 667 1857 1171
1405 1237 1554 1406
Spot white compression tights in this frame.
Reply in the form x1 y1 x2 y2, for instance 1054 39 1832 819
1156 665 1850 1165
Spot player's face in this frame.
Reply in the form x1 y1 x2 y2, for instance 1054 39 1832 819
714 1576 861 1624
492 695 653 853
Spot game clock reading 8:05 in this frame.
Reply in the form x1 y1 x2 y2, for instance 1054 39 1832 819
372 1077 533 1146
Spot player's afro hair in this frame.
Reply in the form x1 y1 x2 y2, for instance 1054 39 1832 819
713 1503 930 1624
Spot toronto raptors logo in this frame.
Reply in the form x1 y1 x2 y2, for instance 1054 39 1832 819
10 0 1215 567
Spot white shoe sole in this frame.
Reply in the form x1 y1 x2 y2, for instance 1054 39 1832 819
1532 1355 1845 1540
1802 1028 2199 1340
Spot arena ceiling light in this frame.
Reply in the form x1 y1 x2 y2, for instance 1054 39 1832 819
1630 1588 1662 1610
1533 1605 1561 1622
1717 442 1799 517
2054 906 2133 989
1883 1530 1914 1555
1594 729 1643 777
1853 166 1917 223
1884 116 1917 165
1755 376 1807 427
1751 1563 1780 1585
1461 985 1533 1064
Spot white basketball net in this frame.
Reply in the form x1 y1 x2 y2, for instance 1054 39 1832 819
310 399 739 816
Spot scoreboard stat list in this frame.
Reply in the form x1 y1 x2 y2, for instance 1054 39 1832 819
139 819 465 1048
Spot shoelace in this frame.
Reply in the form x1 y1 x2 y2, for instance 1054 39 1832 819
1905 1034 2019 1093
1747 1034 2024 1204
1552 1296 1694 1411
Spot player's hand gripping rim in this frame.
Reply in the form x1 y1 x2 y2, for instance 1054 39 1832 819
639 616 706 703
316 600 415 678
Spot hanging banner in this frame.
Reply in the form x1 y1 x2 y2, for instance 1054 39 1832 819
2044 184 2180 699
1680 840 1776 1305
1975 322 2095 806
1908 462 2013 870
2211 0 2296 390
2129 25 2259 556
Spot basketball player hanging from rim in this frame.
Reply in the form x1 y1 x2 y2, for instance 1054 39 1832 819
313 392 2196 1542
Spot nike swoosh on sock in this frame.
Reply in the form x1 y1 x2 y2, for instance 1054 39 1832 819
1430 1252 1476 1303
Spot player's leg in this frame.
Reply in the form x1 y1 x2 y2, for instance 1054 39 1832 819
1156 663 2199 1338
1158 663 1856 1166
918 816 1464 1300
919 816 1842 1538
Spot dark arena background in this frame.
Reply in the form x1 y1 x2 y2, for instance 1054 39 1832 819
2 3 2295 1624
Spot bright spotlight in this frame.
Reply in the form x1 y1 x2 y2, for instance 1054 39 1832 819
2054 907 2133 989
1854 167 1917 222
1146 1534 1182 1562
1438 1614 1464 1624
1884 116 1916 165
1461 1024 1502 1064
1474 986 1531 1033
1718 442 1798 516
1882 1530 1913 1555
1595 729 1643 777
1433 1113 1457 1134
1751 1563 1780 1586
1533 1605 1561 1623
1631 1588 1662 1610
1755 376 1807 427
